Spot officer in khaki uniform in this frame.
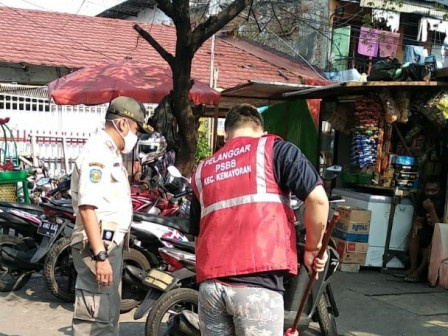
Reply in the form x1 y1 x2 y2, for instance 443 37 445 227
70 96 152 336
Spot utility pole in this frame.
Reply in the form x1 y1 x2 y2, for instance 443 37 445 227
209 0 219 89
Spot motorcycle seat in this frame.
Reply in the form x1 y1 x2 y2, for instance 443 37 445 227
48 199 72 207
0 201 43 213
161 237 195 253
40 200 75 213
132 213 193 235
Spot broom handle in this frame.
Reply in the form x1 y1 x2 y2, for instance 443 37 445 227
290 211 340 332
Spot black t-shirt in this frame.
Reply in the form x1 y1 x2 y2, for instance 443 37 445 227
415 195 444 227
189 139 322 292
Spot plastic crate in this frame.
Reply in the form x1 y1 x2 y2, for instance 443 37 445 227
358 173 373 185
342 172 358 184
0 183 17 201
0 170 30 203
342 172 373 186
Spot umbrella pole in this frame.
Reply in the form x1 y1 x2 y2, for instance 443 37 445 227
213 104 219 152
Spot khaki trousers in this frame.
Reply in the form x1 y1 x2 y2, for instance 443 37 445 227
71 241 123 336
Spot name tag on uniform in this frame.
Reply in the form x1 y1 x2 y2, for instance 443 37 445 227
100 221 117 242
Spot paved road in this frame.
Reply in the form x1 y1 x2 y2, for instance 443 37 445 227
1 269 447 336
0 273 321 336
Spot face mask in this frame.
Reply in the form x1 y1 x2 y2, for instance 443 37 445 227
425 193 441 204
113 119 138 154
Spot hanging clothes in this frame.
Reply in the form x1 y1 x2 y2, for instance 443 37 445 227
331 26 351 71
358 27 380 57
403 45 427 64
379 32 401 58
417 17 448 42
372 9 400 33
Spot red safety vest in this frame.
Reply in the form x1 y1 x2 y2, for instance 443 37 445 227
192 135 297 283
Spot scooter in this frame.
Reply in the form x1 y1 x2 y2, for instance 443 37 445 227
41 167 194 312
141 211 341 336
142 166 344 336
0 173 72 240
0 200 74 292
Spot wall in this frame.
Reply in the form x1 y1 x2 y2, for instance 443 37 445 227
295 0 330 69
0 63 71 86
128 7 171 24
0 91 156 176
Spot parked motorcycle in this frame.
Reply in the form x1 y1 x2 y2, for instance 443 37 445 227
0 200 74 292
132 162 191 217
141 238 198 333
43 233 156 313
143 166 344 336
41 167 192 312
0 174 73 241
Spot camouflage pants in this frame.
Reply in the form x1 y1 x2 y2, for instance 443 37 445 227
198 279 284 336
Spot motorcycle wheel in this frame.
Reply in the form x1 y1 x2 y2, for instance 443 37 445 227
316 289 338 336
0 235 33 291
120 247 152 313
145 288 199 336
43 238 152 313
43 236 75 302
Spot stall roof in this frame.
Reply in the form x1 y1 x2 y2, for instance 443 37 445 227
282 81 448 100
219 80 319 109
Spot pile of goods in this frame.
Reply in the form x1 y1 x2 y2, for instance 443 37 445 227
350 96 381 168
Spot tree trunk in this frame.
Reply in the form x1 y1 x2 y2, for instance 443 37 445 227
171 35 198 177
136 0 253 176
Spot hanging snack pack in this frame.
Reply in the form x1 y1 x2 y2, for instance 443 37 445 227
350 96 380 168
393 91 411 123
378 90 400 123
421 90 448 126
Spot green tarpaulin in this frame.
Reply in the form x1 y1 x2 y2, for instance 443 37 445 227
262 100 319 166
331 26 351 71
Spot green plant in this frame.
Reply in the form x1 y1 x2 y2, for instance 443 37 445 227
195 132 212 164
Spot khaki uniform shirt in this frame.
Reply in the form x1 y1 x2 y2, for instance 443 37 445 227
70 129 132 246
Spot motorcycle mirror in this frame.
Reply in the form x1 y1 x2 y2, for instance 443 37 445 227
167 166 182 178
37 177 51 186
326 165 342 173
321 165 343 180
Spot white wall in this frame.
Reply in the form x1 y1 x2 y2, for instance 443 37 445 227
128 8 172 24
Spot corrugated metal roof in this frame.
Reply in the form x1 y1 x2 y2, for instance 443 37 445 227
421 0 448 6
361 0 448 19
97 0 156 19
282 81 448 100
0 84 48 99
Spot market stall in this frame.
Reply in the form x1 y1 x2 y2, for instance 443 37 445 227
285 81 448 270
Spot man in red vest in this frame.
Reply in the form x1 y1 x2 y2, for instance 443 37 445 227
190 103 329 335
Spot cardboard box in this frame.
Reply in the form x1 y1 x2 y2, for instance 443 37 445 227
339 263 361 273
332 228 369 243
333 237 368 264
337 205 371 224
335 205 371 240
335 221 370 235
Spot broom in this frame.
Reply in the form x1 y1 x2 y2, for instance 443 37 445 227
284 211 340 336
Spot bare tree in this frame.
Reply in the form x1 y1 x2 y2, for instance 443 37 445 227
134 0 253 176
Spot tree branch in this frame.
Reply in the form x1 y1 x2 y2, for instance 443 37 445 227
133 24 175 67
191 0 252 51
270 2 286 36
152 0 174 18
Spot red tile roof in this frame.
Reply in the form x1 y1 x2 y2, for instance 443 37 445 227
0 6 329 89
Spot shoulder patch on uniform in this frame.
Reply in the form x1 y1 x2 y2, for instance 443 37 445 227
88 162 105 169
106 140 116 152
89 168 102 183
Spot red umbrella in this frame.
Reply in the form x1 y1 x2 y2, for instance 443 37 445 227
47 59 220 106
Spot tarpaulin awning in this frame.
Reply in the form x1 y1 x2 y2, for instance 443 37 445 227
48 59 221 106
